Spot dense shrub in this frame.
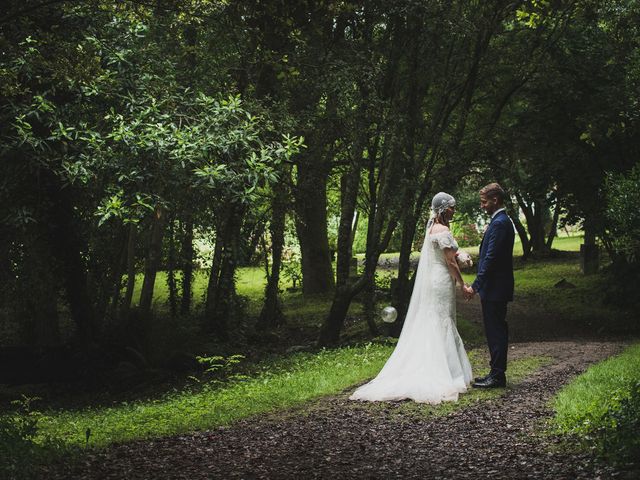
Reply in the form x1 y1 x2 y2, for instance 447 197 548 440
601 165 640 308
602 164 640 267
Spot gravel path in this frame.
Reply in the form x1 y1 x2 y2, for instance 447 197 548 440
44 340 637 480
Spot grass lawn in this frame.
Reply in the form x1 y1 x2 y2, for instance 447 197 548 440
552 342 640 432
551 343 640 460
36 344 549 450
135 235 586 318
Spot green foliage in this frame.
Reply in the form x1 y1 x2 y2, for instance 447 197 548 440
603 164 640 266
374 270 393 291
551 343 640 462
281 250 303 290
0 396 64 479
595 381 640 462
451 220 483 248
0 1 302 347
196 353 245 375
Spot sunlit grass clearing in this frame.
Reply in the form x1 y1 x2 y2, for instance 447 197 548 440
551 343 640 434
36 345 548 450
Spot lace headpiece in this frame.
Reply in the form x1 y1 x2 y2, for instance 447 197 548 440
427 192 456 229
431 192 456 215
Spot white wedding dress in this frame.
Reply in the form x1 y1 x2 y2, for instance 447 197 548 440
350 229 473 403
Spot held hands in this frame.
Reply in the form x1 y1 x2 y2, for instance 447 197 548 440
462 284 475 301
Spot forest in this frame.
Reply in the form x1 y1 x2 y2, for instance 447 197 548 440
1 1 640 478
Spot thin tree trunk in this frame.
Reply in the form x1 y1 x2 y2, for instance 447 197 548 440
107 226 128 322
546 196 561 250
122 223 137 317
246 219 266 266
336 164 361 287
318 281 365 346
205 205 245 340
180 218 194 315
139 205 167 315
261 233 270 279
349 210 360 254
512 214 531 260
514 193 534 259
167 216 178 318
257 182 287 329
531 199 548 253
205 230 223 309
363 278 379 336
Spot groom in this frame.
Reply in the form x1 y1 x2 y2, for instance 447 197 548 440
464 183 515 388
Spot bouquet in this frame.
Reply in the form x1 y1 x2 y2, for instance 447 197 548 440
455 250 473 270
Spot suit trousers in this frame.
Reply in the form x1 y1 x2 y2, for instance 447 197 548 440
480 299 509 375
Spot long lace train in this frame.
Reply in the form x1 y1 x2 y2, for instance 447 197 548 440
349 230 472 403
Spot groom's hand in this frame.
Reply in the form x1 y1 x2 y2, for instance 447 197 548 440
463 285 475 300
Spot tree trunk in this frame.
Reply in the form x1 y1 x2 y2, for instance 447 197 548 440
514 193 533 259
530 199 548 253
19 236 60 346
294 157 335 295
336 164 361 287
205 231 224 318
106 226 128 323
205 205 245 340
244 218 266 266
257 182 287 329
122 223 137 317
546 196 561 250
509 213 527 255
581 216 600 274
318 282 364 346
139 206 167 315
180 218 194 315
362 277 379 336
47 182 96 345
167 216 178 318
517 194 550 255
319 214 398 346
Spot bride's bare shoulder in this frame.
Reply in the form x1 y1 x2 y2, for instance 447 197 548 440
429 224 450 235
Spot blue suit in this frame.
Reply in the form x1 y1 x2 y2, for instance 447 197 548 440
472 210 515 376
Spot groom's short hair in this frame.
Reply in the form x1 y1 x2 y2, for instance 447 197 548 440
480 183 506 203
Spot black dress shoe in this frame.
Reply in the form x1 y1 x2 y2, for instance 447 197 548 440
473 374 506 389
474 373 491 384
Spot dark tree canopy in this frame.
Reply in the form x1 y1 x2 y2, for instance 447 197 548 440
0 0 638 357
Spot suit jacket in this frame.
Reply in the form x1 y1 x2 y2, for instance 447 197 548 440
471 210 515 302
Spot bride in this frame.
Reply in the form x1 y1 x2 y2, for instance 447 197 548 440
349 192 473 403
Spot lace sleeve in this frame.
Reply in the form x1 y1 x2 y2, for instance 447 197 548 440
431 231 458 250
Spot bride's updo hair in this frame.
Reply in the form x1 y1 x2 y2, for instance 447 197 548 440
430 192 456 227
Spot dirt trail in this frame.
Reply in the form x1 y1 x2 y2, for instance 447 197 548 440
43 340 637 480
